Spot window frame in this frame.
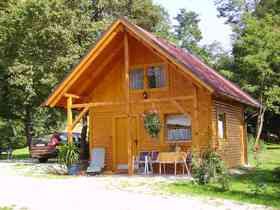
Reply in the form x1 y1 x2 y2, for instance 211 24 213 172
129 66 145 90
165 113 192 143
217 111 227 140
129 63 168 92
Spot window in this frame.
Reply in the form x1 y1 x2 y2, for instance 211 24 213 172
218 113 226 139
166 114 191 141
147 65 165 88
129 68 144 90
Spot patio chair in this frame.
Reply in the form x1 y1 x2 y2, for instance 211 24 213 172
86 148 105 174
134 151 152 174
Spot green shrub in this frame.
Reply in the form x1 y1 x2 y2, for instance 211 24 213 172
58 143 79 168
192 149 231 191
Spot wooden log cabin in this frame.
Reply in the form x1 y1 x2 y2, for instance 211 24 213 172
44 18 260 175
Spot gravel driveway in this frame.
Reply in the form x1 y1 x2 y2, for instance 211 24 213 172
0 162 273 210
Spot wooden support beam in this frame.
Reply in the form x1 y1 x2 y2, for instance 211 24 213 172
72 101 124 109
124 31 133 176
66 96 73 144
193 85 199 150
72 106 89 130
71 96 194 109
171 100 190 116
64 93 80 99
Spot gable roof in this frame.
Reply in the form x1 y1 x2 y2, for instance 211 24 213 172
44 18 260 108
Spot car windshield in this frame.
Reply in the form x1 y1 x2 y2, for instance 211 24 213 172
59 133 80 144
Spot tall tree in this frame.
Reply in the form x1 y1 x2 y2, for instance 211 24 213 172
0 0 108 147
173 9 202 54
233 14 280 142
215 0 260 25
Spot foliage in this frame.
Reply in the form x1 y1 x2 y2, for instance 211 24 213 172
173 9 213 64
143 110 161 138
214 0 280 140
248 181 267 195
234 14 280 113
58 143 79 168
174 9 202 52
215 0 258 25
192 149 231 191
0 119 25 149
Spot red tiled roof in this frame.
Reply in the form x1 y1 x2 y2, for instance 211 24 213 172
133 22 260 108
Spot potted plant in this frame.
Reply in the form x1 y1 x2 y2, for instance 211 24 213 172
58 143 80 175
143 110 161 139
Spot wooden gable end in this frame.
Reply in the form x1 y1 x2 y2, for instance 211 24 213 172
44 19 214 108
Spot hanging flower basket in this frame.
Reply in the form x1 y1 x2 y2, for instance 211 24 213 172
143 110 161 138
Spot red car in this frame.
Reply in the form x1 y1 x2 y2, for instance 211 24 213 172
30 132 81 163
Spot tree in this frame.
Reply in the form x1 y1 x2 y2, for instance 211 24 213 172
0 0 108 148
90 0 170 32
173 9 202 53
233 14 280 142
215 0 260 25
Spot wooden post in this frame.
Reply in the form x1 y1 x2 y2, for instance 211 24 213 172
124 31 133 176
192 85 199 151
67 95 73 144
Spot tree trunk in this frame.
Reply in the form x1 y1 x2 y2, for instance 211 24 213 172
80 114 88 160
255 106 266 146
24 109 33 151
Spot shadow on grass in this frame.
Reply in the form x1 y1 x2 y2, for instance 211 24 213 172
267 146 280 150
233 168 280 184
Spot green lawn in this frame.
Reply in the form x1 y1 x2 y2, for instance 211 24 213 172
13 147 29 159
158 143 280 208
0 147 29 160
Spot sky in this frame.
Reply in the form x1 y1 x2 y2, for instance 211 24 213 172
153 0 233 50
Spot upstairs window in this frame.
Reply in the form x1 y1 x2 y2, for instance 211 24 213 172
129 68 144 90
218 113 227 139
147 65 165 88
166 114 192 142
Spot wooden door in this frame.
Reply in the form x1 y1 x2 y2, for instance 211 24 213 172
114 116 138 171
116 117 128 166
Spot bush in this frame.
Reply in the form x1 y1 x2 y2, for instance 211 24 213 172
192 149 231 191
58 143 79 168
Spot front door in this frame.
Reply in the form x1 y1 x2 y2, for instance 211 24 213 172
114 116 138 171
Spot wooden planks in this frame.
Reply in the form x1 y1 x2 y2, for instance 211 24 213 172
212 100 245 167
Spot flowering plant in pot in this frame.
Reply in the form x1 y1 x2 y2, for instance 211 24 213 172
143 110 161 139
58 143 80 175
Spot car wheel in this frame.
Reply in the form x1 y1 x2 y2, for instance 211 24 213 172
38 158 48 163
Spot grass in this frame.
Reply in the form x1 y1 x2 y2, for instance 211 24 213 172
158 143 280 208
0 147 29 160
12 147 29 159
